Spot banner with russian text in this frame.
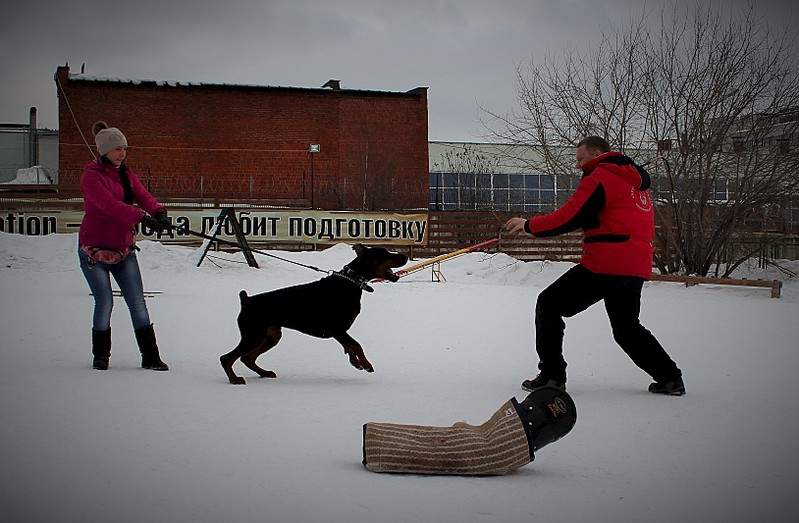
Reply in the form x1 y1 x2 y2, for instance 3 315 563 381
0 209 429 246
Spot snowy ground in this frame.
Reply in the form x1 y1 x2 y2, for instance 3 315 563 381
1 232 798 523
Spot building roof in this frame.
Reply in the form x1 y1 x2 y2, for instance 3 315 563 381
68 72 428 98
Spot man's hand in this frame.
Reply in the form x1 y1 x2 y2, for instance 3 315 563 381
504 217 528 235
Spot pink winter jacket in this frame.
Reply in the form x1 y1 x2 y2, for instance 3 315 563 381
79 160 164 251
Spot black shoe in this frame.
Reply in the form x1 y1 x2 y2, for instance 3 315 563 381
92 357 109 370
142 357 169 371
522 373 566 392
648 376 685 396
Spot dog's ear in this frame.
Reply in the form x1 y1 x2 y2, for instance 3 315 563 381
352 243 367 256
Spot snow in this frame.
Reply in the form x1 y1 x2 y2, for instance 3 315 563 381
3 165 56 185
1 232 798 522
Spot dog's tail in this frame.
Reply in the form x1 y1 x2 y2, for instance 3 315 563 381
239 290 249 305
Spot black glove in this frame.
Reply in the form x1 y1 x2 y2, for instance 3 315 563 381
153 210 171 229
141 213 169 233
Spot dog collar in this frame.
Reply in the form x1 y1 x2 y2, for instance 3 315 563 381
333 267 374 293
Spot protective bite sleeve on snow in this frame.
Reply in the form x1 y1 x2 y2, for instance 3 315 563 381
362 388 577 475
362 400 533 475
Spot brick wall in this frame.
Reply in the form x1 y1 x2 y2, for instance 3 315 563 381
55 66 428 210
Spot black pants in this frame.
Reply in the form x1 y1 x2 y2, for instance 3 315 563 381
535 264 681 383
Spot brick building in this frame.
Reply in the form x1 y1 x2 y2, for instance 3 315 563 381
54 65 428 210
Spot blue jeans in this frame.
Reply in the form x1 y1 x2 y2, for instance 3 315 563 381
79 249 151 331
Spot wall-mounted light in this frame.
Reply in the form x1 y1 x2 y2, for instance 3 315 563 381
309 144 320 153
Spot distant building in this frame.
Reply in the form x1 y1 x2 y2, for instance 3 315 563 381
428 141 580 213
724 107 799 154
54 65 428 210
0 109 58 184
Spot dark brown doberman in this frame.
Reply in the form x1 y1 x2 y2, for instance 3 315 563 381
220 244 408 384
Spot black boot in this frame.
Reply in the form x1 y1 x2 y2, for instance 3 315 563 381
135 324 169 371
92 328 111 370
514 386 577 452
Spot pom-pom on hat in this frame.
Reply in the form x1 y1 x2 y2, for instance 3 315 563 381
92 121 128 155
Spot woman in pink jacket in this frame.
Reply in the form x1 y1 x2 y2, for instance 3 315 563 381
79 121 170 371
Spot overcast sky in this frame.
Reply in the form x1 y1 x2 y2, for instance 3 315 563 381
0 0 795 142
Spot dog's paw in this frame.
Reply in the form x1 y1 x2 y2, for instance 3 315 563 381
229 377 247 385
258 371 277 379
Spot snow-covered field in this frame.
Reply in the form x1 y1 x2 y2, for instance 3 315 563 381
1 232 798 523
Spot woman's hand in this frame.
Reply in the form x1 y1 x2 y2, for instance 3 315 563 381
140 213 170 233
153 210 171 229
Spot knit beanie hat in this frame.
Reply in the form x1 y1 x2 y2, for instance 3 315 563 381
92 121 128 155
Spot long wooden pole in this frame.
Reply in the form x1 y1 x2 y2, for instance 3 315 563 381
388 238 500 279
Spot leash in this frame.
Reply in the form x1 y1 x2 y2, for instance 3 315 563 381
168 224 329 273
165 224 374 291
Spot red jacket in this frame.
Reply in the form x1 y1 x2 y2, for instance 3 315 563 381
525 151 654 279
79 160 164 251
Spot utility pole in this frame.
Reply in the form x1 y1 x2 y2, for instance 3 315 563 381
309 144 320 209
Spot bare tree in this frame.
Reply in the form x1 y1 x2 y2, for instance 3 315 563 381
431 143 501 210
432 143 502 175
484 4 799 276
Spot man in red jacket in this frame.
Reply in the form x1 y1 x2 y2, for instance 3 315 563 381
505 136 684 395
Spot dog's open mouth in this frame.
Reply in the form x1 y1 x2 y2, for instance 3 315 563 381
382 254 408 282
